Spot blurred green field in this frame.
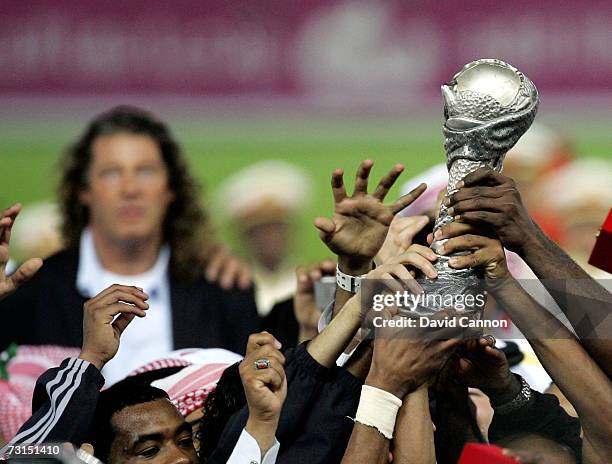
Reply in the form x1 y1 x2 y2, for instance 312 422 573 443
1 116 611 263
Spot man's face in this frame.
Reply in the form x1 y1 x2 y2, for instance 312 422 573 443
108 399 197 464
243 221 290 271
79 133 175 245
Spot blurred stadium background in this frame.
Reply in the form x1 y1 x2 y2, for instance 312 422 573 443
1 0 611 263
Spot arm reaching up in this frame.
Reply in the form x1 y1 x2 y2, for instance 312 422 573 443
315 160 426 315
341 309 464 464
79 284 150 370
306 245 438 369
4 284 149 449
229 333 287 464
392 387 436 464
446 233 610 464
439 167 612 375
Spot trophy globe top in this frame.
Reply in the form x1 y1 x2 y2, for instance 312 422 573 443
442 59 537 131
455 60 521 106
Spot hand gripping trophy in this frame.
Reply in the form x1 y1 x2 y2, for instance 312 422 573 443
409 58 539 317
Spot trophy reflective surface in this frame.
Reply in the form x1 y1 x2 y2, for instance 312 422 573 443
406 59 539 317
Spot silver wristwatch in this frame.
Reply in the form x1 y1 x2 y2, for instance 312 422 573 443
493 374 533 415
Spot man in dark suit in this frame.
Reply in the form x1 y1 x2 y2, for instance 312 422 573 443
0 107 260 383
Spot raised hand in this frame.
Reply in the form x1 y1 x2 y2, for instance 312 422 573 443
0 203 43 300
375 214 431 265
294 259 336 341
441 167 539 254
205 243 252 290
314 160 426 273
366 310 464 398
240 332 287 457
363 244 439 300
436 225 510 282
79 284 150 370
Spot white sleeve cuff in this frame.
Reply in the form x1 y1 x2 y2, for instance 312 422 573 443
226 428 280 464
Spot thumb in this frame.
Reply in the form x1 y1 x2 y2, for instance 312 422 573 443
112 312 137 335
399 215 430 245
314 217 335 240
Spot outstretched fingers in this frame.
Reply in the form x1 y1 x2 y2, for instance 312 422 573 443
353 159 374 195
390 183 427 214
373 164 405 200
331 168 347 203
0 203 22 245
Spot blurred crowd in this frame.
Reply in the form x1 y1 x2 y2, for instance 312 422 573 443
0 106 610 464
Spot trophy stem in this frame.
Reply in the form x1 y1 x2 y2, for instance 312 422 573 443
403 58 539 318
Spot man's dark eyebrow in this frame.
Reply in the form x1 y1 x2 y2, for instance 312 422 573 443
130 422 192 447
175 421 193 437
133 433 165 445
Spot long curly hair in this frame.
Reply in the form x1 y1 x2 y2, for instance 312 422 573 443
58 106 212 280
197 362 246 462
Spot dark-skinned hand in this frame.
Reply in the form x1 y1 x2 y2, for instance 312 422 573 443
315 160 426 272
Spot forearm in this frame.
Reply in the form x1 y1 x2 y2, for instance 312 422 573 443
342 373 404 464
528 339 612 450
334 256 372 317
341 423 390 464
583 433 611 464
307 294 362 368
5 358 104 448
227 425 280 464
489 276 576 341
298 326 318 344
393 387 436 464
520 227 612 373
491 278 612 449
245 416 279 459
522 224 599 281
433 387 483 464
345 343 373 381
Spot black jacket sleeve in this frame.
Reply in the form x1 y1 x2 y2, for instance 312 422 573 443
209 343 362 464
4 357 104 447
220 286 262 355
488 389 582 461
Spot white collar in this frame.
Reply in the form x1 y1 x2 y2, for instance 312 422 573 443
76 227 171 298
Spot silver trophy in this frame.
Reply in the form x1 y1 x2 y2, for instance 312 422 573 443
408 59 539 316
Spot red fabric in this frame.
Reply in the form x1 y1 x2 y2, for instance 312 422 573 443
129 352 235 417
588 208 612 274
602 208 612 232
458 444 518 464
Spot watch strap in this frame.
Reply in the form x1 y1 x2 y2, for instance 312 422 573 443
336 265 368 293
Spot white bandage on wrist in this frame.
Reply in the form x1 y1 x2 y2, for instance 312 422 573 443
354 385 403 439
